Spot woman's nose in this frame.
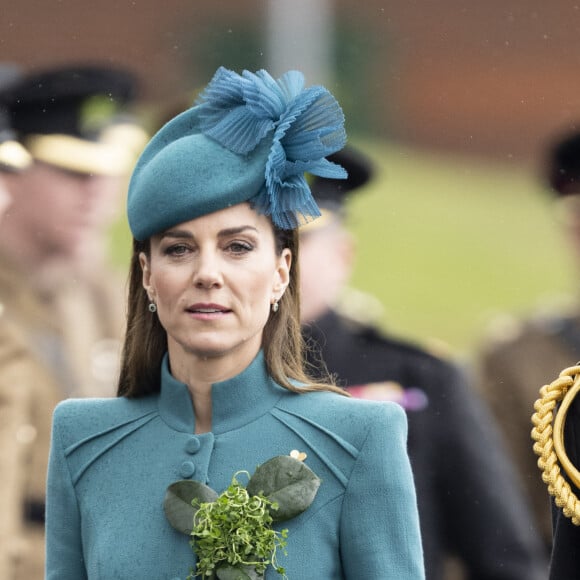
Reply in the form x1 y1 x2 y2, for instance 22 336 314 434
192 251 223 289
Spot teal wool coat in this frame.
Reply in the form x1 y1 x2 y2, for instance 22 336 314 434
46 351 424 579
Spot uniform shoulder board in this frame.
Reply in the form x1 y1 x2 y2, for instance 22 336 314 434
334 286 386 328
482 312 525 346
335 288 455 360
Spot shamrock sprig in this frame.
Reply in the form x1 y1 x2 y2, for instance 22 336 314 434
189 472 287 579
164 453 321 580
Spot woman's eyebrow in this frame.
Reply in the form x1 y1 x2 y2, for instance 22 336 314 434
160 229 193 240
217 225 259 238
160 225 259 240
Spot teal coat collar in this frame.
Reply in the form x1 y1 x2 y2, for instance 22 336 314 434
159 350 286 434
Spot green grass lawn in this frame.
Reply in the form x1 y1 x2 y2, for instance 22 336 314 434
343 139 577 355
108 137 578 356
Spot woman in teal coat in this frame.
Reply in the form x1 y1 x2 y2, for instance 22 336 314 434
45 67 424 579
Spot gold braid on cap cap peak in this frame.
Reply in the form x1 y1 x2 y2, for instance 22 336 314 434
531 364 580 524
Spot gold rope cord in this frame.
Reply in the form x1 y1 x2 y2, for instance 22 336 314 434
531 365 580 525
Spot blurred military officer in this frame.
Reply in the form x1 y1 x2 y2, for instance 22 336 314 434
476 129 580 552
0 63 61 580
299 146 548 580
0 62 36 580
0 62 146 579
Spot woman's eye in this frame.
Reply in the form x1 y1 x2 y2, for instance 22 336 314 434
227 241 253 254
164 243 190 256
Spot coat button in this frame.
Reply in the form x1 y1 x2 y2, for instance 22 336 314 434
180 461 196 478
185 437 201 454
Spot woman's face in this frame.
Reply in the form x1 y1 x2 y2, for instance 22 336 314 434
141 203 291 367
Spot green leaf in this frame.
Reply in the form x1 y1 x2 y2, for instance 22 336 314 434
163 480 218 535
216 563 262 579
246 456 321 522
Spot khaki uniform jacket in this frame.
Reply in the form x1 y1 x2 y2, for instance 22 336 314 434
0 252 126 579
476 313 580 548
0 319 60 579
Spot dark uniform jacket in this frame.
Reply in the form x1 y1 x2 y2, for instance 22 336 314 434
303 309 548 580
549 381 580 579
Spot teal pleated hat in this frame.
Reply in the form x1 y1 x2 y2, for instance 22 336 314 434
127 67 348 240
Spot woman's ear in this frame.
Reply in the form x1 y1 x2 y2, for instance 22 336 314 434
139 252 153 298
273 248 291 295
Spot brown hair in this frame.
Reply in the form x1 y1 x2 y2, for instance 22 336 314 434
117 224 348 398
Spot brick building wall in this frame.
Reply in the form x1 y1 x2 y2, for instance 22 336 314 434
2 0 580 164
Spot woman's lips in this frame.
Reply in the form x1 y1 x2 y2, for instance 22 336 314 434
186 303 231 319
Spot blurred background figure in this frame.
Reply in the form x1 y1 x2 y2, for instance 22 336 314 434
300 146 549 580
476 128 580 552
0 63 146 397
0 62 146 579
0 62 36 580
